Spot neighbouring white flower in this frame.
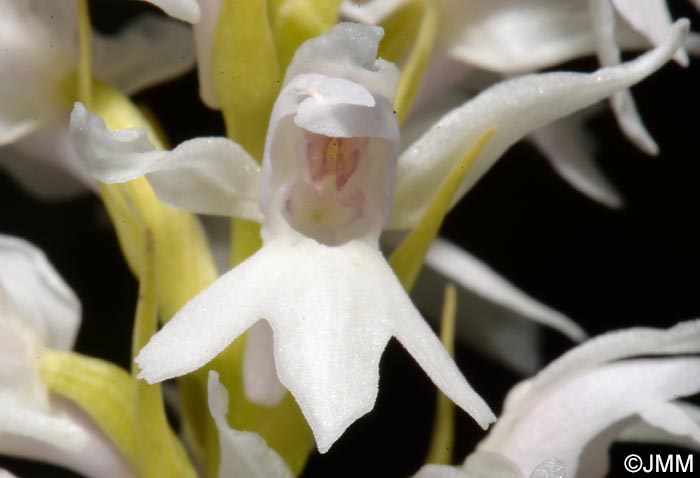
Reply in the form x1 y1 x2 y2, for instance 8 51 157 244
413 320 700 478
0 0 195 199
142 0 222 108
342 0 693 73
69 21 688 452
344 0 698 207
0 235 133 478
207 371 292 478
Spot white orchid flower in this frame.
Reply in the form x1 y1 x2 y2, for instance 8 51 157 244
344 0 698 208
477 320 700 476
69 20 687 451
0 235 133 478
412 320 700 478
0 0 195 200
71 22 495 453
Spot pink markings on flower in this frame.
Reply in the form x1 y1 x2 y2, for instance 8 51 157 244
305 132 369 191
280 132 376 245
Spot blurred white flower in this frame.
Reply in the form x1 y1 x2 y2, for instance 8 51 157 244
413 320 700 478
0 235 132 478
70 19 688 452
0 0 195 199
142 0 223 108
344 0 697 207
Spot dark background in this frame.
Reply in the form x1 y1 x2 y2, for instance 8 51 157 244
1 1 699 477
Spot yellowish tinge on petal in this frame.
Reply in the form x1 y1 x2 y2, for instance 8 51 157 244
426 283 457 465
39 349 140 472
377 0 438 124
213 0 281 162
389 128 495 292
132 233 197 478
269 0 343 73
377 0 422 64
394 0 438 124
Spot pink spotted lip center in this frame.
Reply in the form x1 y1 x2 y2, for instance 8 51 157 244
284 132 372 244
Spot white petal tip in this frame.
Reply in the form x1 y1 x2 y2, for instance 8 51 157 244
144 0 201 23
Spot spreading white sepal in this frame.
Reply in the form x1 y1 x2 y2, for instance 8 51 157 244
69 103 263 221
207 371 292 478
424 238 586 342
139 0 201 23
0 235 80 351
530 107 624 209
93 14 196 95
136 236 494 452
388 19 689 230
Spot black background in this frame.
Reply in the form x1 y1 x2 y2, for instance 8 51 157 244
1 1 699 477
